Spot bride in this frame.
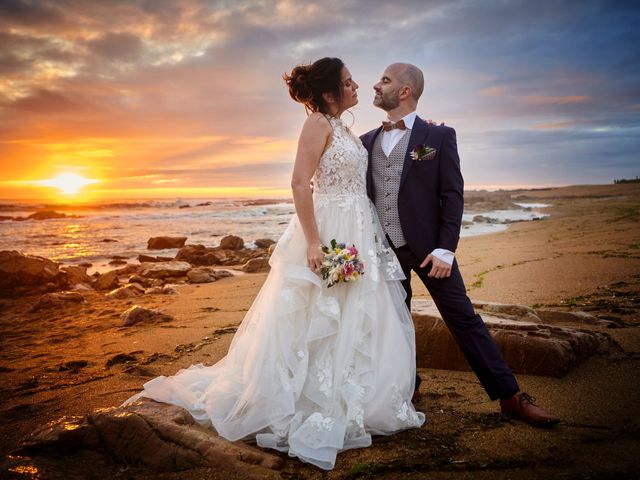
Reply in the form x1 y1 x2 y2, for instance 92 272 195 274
124 57 425 470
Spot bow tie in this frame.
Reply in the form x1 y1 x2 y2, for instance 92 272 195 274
382 119 406 131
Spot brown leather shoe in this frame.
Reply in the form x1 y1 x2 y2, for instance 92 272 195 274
500 392 560 427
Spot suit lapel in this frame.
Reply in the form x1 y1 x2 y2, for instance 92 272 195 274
400 116 429 189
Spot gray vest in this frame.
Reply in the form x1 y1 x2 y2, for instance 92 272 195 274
372 130 411 247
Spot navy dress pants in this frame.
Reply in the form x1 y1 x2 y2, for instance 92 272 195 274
393 243 520 401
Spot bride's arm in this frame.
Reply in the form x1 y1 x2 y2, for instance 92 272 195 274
290 112 332 272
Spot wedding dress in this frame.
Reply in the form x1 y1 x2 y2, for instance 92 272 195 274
124 115 425 470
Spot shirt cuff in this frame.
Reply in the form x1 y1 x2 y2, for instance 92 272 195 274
431 248 454 266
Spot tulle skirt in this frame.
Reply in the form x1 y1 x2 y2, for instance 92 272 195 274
123 193 425 470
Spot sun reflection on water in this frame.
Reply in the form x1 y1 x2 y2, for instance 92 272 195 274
8 465 40 477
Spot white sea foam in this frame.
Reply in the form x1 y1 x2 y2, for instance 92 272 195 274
0 199 549 272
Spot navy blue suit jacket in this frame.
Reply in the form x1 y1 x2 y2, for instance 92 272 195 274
360 116 464 261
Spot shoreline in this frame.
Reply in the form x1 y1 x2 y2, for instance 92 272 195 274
1 183 639 479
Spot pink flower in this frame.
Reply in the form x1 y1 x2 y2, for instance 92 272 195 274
342 263 355 276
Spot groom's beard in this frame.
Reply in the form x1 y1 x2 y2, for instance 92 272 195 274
373 89 400 111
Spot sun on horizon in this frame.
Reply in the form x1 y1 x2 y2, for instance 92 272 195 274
36 173 100 196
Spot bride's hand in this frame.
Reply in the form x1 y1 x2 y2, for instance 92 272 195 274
307 241 324 273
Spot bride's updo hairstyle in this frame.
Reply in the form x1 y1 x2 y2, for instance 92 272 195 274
284 57 344 114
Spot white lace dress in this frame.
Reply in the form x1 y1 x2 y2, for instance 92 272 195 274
124 115 425 470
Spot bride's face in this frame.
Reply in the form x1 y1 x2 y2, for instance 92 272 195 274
338 67 359 110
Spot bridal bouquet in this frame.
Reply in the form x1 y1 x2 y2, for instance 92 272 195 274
320 239 365 288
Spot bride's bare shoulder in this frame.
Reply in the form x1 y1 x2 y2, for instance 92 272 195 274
301 112 332 135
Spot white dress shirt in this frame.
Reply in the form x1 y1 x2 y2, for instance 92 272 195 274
381 111 455 266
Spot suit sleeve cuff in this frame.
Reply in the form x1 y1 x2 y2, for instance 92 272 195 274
431 248 454 266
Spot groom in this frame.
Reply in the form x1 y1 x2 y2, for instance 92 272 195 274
360 63 559 427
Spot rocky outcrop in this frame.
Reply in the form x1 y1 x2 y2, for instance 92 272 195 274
145 285 179 295
15 398 283 478
175 242 264 267
242 257 270 273
138 261 192 279
254 238 276 249
412 299 615 377
105 283 145 299
93 270 120 291
187 267 233 283
27 210 74 220
220 235 244 250
128 274 163 288
28 292 85 312
147 236 187 250
61 265 93 287
0 250 66 297
176 244 222 266
138 254 173 263
120 305 174 326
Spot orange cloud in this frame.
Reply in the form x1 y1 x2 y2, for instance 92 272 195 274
525 95 590 105
479 85 508 96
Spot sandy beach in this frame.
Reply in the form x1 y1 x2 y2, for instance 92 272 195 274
1 183 639 479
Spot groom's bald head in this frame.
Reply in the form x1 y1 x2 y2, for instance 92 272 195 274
388 63 424 102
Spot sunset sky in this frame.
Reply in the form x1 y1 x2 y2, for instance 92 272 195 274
0 0 638 201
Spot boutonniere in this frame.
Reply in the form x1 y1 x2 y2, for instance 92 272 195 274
410 144 437 161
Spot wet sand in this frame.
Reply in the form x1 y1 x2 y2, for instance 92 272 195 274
1 183 639 479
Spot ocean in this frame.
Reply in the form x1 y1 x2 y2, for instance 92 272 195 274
0 198 549 274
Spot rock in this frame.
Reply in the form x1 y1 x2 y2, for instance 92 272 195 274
220 235 244 250
108 259 127 266
139 261 192 279
214 269 233 279
534 309 620 328
412 299 614 378
179 204 191 209
176 244 223 266
138 254 173 263
147 236 187 250
472 301 540 321
187 266 220 283
0 250 64 296
106 283 145 299
106 352 138 368
121 305 174 326
101 238 118 242
70 282 93 291
29 291 85 312
26 210 70 220
94 270 120 290
58 360 88 372
127 274 163 288
242 257 270 273
145 285 179 295
61 265 92 285
254 238 276 249
113 263 141 276
17 398 284 478
472 215 498 224
106 353 138 367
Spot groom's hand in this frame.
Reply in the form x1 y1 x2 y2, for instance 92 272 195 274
420 254 452 279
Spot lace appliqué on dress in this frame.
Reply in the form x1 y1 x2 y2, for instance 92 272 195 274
392 384 422 426
313 116 368 196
